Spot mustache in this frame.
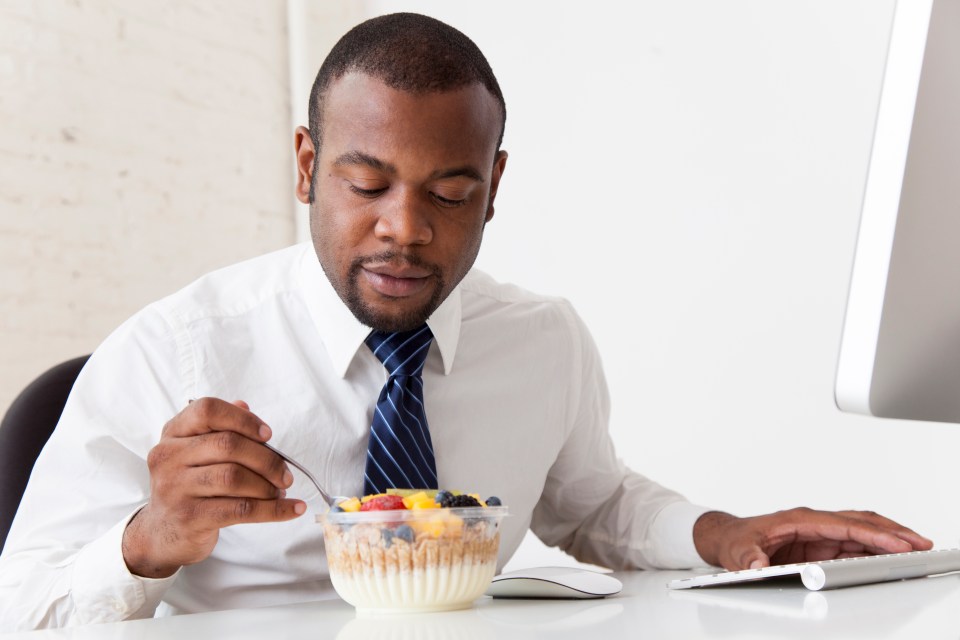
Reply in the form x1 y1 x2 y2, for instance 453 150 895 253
351 251 442 276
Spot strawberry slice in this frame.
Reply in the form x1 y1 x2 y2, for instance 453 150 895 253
360 495 407 511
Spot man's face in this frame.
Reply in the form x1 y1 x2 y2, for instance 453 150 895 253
294 73 507 333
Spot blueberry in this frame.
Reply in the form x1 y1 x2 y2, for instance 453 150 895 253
381 528 394 548
395 524 415 543
435 490 453 505
330 505 345 513
485 496 502 507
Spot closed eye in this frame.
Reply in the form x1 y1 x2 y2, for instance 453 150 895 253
348 184 386 198
432 193 467 207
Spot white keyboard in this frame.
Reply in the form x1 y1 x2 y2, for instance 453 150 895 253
667 548 960 591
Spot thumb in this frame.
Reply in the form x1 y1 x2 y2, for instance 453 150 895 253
742 547 771 571
232 400 251 411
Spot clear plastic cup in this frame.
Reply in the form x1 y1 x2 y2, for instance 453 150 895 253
319 505 508 614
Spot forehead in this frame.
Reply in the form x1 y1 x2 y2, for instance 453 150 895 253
319 72 501 168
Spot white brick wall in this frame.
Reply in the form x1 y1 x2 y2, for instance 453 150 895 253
0 1 302 413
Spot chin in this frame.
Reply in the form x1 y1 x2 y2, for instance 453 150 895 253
361 310 431 333
347 297 437 333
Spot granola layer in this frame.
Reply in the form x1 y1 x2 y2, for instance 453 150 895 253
324 520 500 577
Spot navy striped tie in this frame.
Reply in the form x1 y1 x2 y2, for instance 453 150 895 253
363 325 438 495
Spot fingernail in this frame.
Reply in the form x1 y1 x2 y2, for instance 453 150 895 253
259 424 272 440
294 502 306 515
282 470 294 487
749 560 763 570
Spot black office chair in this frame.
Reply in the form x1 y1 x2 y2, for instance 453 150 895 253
0 355 90 553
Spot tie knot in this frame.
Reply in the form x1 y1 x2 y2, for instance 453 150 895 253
365 325 434 377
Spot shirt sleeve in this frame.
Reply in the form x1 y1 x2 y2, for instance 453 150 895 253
0 304 186 631
529 303 713 570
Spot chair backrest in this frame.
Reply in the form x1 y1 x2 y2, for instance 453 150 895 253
0 355 90 553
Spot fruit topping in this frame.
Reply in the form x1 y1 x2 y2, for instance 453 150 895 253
441 494 483 509
337 497 362 512
360 495 407 511
386 488 437 498
332 489 503 516
402 491 441 510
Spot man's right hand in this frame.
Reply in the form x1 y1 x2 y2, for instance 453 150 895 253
121 397 306 578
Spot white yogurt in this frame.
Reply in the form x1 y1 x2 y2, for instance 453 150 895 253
329 561 497 613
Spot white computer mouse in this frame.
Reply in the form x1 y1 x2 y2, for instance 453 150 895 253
485 566 623 599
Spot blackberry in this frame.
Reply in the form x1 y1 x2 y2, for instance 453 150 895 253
441 494 482 508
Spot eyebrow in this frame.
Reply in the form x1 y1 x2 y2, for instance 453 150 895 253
333 151 396 174
332 151 484 183
431 166 485 183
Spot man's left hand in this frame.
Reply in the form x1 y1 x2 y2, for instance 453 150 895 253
693 508 933 570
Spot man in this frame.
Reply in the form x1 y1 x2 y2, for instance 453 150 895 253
0 13 930 630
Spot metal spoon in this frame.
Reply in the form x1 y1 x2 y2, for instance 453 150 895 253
263 442 345 509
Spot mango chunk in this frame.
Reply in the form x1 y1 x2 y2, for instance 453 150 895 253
338 497 361 512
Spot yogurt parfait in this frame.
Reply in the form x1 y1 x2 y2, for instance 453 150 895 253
320 489 507 613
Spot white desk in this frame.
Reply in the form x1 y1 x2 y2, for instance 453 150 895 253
7 570 960 639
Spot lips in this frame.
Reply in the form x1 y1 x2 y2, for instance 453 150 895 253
361 265 432 298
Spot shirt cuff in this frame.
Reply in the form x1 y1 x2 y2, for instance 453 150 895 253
644 501 714 569
70 507 180 625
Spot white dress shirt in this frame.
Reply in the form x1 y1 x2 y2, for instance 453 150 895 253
0 243 710 630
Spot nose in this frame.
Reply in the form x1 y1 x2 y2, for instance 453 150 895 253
373 188 433 246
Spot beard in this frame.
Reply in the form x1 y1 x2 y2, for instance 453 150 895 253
339 251 446 333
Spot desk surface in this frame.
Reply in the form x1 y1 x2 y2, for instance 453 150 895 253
8 570 960 639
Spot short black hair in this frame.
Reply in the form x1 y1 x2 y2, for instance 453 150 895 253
307 13 506 153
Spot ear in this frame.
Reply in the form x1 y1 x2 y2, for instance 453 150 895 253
485 150 508 223
294 126 315 205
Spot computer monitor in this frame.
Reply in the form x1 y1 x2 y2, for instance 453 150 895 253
835 0 960 424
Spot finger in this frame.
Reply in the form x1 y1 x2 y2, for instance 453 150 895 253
834 539 899 557
184 463 288 500
836 510 933 550
233 400 251 411
740 547 770 571
180 431 294 490
166 396 272 442
775 539 875 564
192 497 307 527
793 516 915 554
838 539 868 554
799 539 873 560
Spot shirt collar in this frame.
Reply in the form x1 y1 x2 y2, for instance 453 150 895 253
298 244 461 378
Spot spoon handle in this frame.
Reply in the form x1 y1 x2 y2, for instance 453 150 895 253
263 442 335 507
